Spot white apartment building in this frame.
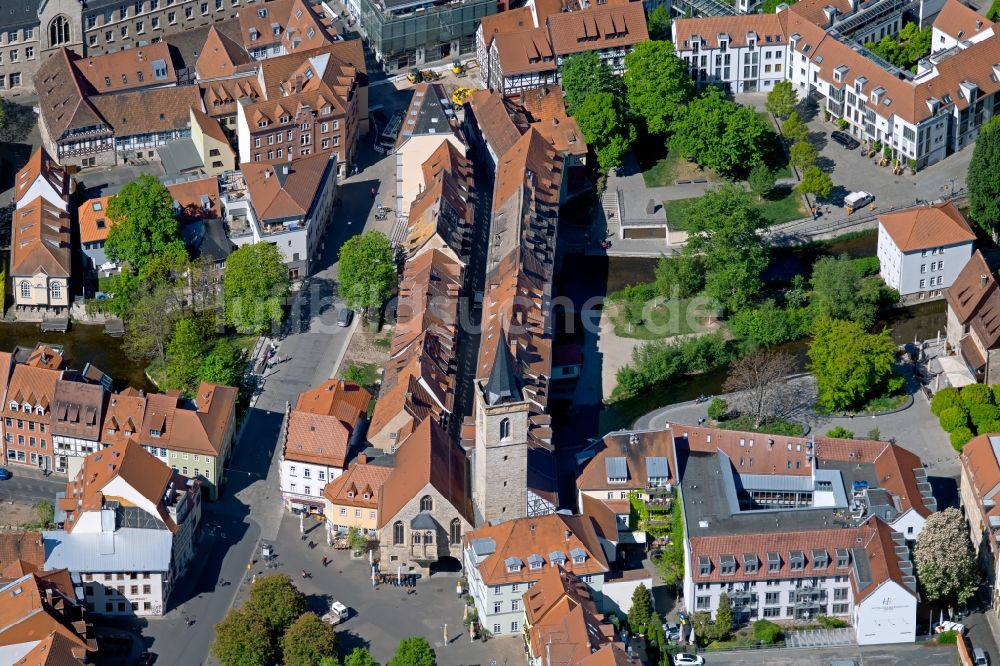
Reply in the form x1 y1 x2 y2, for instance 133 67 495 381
44 440 201 616
877 201 975 298
463 513 609 637
673 0 1000 169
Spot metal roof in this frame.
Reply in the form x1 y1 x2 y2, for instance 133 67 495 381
738 473 814 492
606 456 628 480
43 528 172 572
569 547 587 560
504 556 522 568
527 553 544 566
470 537 496 557
549 550 565 563
646 456 669 480
851 547 872 588
410 511 437 530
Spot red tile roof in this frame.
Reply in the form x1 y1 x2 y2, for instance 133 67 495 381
879 201 975 252
577 430 676 491
933 0 993 41
323 462 392 509
242 152 334 221
10 198 71 278
14 148 68 206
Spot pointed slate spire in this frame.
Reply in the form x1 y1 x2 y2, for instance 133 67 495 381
484 328 521 406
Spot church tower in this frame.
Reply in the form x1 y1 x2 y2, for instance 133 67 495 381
473 329 530 525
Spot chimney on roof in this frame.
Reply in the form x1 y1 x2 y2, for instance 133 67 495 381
983 274 989 287
264 169 271 180
358 453 367 464
281 164 290 175
977 19 983 29
510 336 518 358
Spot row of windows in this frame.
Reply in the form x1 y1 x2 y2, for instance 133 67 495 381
391 517 462 545
6 450 50 465
85 0 236 29
83 572 153 581
86 583 153 595
338 506 377 520
5 417 47 428
255 133 339 149
919 276 944 289
3 28 34 44
492 599 520 614
5 434 48 448
287 465 327 480
697 598 851 616
492 621 519 633
19 281 61 299
920 261 944 273
0 72 22 88
0 47 35 64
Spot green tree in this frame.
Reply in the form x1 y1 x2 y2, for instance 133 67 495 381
715 592 734 640
628 583 653 632
200 339 243 387
951 426 975 451
748 163 776 201
671 89 773 177
105 174 186 273
338 231 396 316
931 387 961 415
961 383 994 408
388 637 436 666
798 166 833 198
124 284 179 362
223 242 289 334
808 318 896 412
623 40 692 136
343 648 379 666
35 500 54 527
245 574 306 637
282 612 337 666
766 80 798 119
938 406 969 433
780 111 809 143
707 397 728 420
967 118 1000 234
789 140 817 170
647 5 672 41
866 426 881 440
575 91 636 169
914 507 980 605
681 185 769 314
653 255 703 299
164 317 206 393
211 608 274 666
826 426 854 439
560 52 621 116
347 526 368 550
729 300 809 347
752 619 783 644
809 254 885 329
320 659 341 666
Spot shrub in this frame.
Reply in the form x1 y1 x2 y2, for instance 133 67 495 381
969 404 1000 430
817 615 848 629
707 397 728 420
930 387 961 416
951 426 974 451
938 406 969 433
960 383 993 409
866 426 881 440
991 383 1000 406
752 619 783 644
851 256 881 277
979 420 1000 435
936 630 958 645
613 332 736 400
825 426 854 439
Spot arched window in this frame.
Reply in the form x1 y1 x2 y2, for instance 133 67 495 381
393 521 404 545
419 495 433 512
450 518 462 545
50 281 61 300
424 530 434 544
19 281 31 299
48 16 70 47
499 418 511 441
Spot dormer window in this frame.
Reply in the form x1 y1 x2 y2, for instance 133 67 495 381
35 406 44 416
790 550 805 571
257 119 268 128
836 548 850 567
347 491 354 498
363 493 370 500
698 556 711 577
8 401 16 411
149 428 161 437
767 551 781 572
107 427 117 435
505 556 522 573
720 554 736 575
21 403 31 413
606 456 627 483
280 115 290 123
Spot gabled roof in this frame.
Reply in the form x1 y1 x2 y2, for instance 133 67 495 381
467 89 528 158
33 48 109 141
14 149 68 206
295 379 371 427
191 106 230 146
946 250 995 325
395 83 460 149
0 533 46 573
378 418 474 527
545 3 648 56
3 365 61 419
961 434 1000 541
878 201 975 253
51 381 105 441
101 388 147 448
90 86 201 136
577 430 676 490
242 152 334 222
322 462 392 509
0 571 94 663
523 566 615 664
12 631 89 665
196 25 254 80
10 198 71 278
463 513 609 585
77 197 114 245
73 42 176 94
933 0 993 41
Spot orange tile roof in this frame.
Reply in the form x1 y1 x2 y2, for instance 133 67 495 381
524 566 614 665
378 418 474 527
101 388 146 448
4 364 61 419
0 534 46 572
480 7 536 46
493 27 556 76
546 3 648 56
191 106 230 146
195 25 253 80
284 409 352 468
323 462 392 509
12 631 88 666
91 86 202 136
933 0 993 41
673 13 787 49
0 572 94 662
33 48 108 141
962 434 1000 508
200 77 262 118
166 175 222 222
946 250 995 324
74 42 176 94
76 197 113 245
135 382 236 456
786 0 853 28
577 430 676 491
578 644 632 666
59 439 178 532
878 201 975 252
467 89 528 158
296 380 371 424
14 148 68 206
242 152 334 221
463 513 609 585
10 197 71 278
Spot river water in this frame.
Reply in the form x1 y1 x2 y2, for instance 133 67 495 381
0 322 155 392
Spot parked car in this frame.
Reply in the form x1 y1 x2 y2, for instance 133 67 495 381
337 308 354 327
974 647 989 665
664 621 680 641
0 468 10 480
844 191 874 211
831 130 860 149
674 654 705 665
322 601 349 625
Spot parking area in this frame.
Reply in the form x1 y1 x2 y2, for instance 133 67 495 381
247 511 525 665
700 642 957 666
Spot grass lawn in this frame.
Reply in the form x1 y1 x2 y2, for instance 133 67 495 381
666 185 806 229
610 297 708 340
716 415 806 436
97 276 115 293
642 150 721 188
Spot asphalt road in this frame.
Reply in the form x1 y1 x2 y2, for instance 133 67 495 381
0 467 67 504
699 642 956 666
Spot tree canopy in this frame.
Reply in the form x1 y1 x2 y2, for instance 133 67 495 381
343 648 380 666
199 339 243 387
105 174 187 273
789 140 818 170
628 583 653 631
164 317 206 393
223 242 289 334
968 117 1000 233
282 612 337 666
798 166 833 198
808 318 897 412
747 163 776 201
123 284 179 362
623 40 693 136
780 111 809 143
809 255 892 329
765 80 798 118
914 507 980 605
245 574 306 637
337 231 396 315
211 608 274 666
647 5 671 40
865 22 931 70
681 185 769 313
388 637 436 666
560 52 622 116
574 91 636 169
671 88 774 177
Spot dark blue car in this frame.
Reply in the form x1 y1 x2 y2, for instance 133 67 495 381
0 468 11 480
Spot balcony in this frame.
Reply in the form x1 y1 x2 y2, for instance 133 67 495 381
729 591 758 609
791 587 827 607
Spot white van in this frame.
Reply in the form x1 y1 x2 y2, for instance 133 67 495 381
844 191 874 211
322 601 349 625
